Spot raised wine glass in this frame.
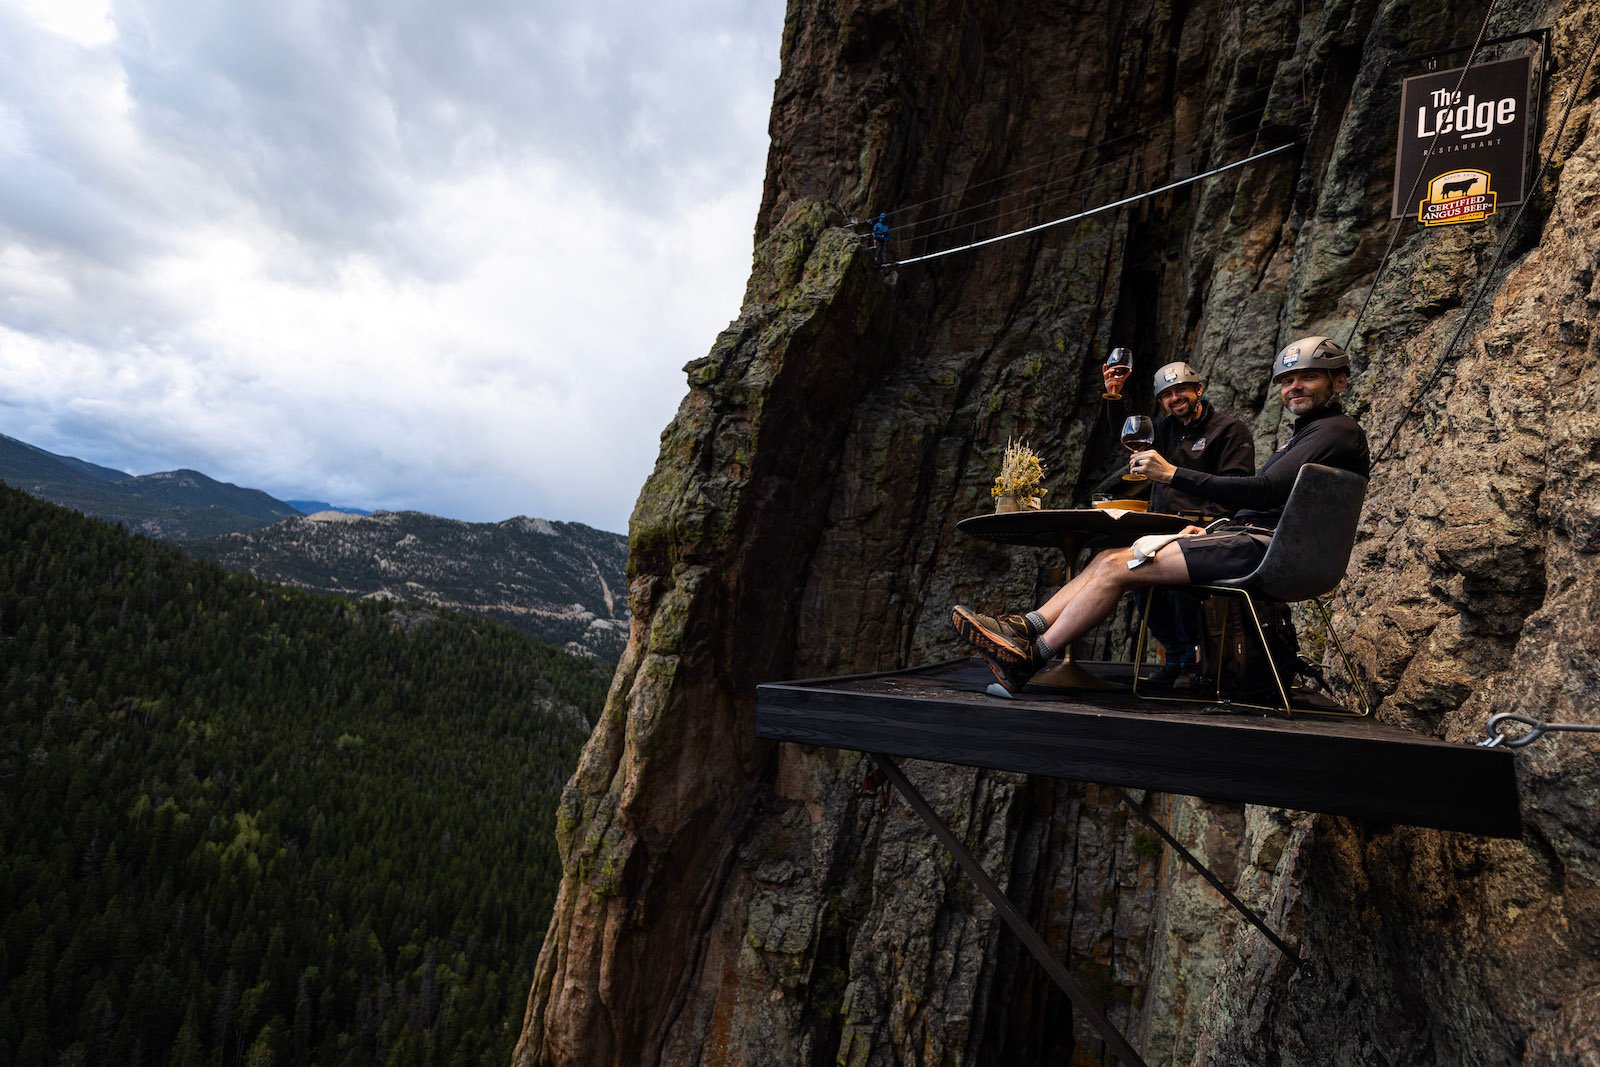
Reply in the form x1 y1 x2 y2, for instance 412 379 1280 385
1102 347 1132 400
1121 415 1154 481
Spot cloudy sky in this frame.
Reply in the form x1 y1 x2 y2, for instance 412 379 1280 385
0 0 786 533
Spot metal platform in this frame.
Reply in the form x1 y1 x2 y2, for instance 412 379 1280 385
755 658 1522 838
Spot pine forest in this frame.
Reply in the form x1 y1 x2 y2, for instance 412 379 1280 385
0 482 613 1064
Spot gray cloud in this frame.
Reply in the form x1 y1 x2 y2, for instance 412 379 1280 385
0 0 783 532
111 0 779 255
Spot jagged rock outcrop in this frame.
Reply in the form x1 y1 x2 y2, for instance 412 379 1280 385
518 0 1600 1064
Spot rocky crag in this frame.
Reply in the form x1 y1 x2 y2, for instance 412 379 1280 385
517 0 1600 1063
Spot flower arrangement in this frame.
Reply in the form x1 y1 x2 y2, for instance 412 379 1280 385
991 439 1047 510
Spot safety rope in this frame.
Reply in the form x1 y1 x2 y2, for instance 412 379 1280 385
888 111 1285 260
1478 712 1600 748
879 106 1197 220
886 96 1278 242
889 141 1296 267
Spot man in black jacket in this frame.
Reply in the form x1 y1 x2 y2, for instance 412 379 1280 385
1121 361 1254 682
1108 360 1255 516
954 337 1369 693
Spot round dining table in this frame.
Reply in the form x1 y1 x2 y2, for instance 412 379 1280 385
955 506 1195 689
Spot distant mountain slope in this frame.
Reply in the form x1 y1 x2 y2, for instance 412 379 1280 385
0 480 609 1065
0 433 301 539
286 498 371 516
0 433 128 483
190 510 631 659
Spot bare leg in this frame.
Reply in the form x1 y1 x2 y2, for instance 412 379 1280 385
1035 548 1118 624
1041 544 1192 650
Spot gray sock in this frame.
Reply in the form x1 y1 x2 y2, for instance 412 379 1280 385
1024 610 1048 637
1035 635 1055 662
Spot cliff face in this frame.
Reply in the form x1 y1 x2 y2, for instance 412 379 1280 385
517 0 1600 1063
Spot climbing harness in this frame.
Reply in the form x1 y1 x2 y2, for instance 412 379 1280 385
1478 712 1600 749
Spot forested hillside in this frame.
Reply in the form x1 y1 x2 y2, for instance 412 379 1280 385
0 483 611 1065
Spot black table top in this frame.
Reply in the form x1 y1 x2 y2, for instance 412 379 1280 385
956 506 1195 549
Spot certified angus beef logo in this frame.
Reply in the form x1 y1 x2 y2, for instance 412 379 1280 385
1419 168 1496 225
1392 54 1533 224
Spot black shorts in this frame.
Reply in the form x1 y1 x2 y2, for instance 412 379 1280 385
1175 529 1270 584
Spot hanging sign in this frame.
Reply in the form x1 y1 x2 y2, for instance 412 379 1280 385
1391 54 1532 224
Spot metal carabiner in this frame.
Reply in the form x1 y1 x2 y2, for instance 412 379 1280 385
1481 712 1547 748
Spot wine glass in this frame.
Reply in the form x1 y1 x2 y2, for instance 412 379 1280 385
1102 347 1132 400
1121 415 1154 481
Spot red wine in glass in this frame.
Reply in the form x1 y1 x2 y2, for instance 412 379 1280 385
1103 347 1132 400
1121 415 1153 481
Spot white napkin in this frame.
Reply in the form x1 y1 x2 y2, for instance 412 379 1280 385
1127 533 1185 569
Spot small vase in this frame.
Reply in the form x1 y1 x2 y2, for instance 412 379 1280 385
995 495 1041 514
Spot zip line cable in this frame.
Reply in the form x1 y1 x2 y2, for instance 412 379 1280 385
889 141 1297 267
892 110 1286 256
887 96 1280 241
880 113 1184 221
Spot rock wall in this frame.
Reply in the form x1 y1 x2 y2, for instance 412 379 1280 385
516 0 1600 1063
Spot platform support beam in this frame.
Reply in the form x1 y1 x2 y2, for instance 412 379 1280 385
1114 790 1304 970
869 754 1148 1067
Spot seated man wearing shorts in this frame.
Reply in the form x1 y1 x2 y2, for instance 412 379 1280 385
952 336 1370 693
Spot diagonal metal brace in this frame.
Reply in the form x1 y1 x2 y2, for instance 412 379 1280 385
1114 790 1305 971
869 754 1148 1067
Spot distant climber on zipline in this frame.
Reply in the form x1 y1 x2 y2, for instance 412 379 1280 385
871 212 891 266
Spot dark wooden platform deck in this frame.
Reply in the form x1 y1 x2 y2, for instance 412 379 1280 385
756 658 1522 838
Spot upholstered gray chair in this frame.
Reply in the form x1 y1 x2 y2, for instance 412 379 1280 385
1132 463 1371 717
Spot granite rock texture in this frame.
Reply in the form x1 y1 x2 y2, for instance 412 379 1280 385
518 0 1600 1063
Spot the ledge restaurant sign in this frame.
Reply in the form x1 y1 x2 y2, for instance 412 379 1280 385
1392 55 1533 225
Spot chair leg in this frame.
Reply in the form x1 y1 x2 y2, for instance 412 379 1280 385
1131 589 1154 699
1233 595 1295 717
1202 594 1227 702
1133 589 1231 709
1129 587 1370 718
1310 596 1371 718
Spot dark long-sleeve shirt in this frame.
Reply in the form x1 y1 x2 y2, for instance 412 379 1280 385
1105 397 1255 515
1149 401 1255 514
1168 402 1369 527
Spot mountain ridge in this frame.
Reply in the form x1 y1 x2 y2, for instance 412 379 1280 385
1 432 629 657
0 432 302 539
189 508 630 659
